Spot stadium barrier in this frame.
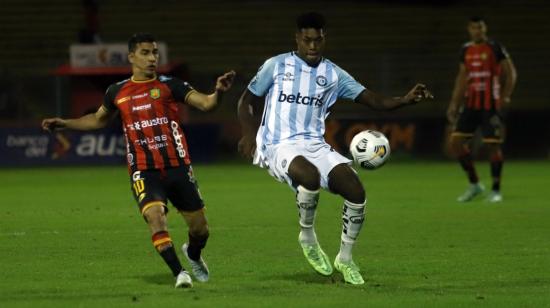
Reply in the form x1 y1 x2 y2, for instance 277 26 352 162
0 124 220 167
1 110 548 167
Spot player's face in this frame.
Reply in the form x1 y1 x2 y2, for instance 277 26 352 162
128 42 159 78
296 28 325 65
467 21 487 43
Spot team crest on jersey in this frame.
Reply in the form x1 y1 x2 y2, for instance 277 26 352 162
316 76 328 87
480 53 488 60
150 88 160 99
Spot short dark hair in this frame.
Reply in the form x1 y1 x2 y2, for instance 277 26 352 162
296 12 326 30
128 33 156 52
469 16 485 23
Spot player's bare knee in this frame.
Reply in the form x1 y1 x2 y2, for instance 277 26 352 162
189 223 209 239
143 205 167 231
300 168 321 190
450 137 465 155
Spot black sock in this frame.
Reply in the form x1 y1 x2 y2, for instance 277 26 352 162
153 231 183 276
187 232 209 261
159 246 183 276
458 153 479 184
490 151 503 192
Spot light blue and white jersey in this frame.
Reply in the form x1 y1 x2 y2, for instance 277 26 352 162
248 52 365 164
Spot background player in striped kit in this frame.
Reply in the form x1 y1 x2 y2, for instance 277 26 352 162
447 17 517 203
42 33 236 288
238 12 433 285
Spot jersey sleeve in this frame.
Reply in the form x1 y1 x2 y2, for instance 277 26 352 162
102 84 119 111
247 57 277 97
491 41 510 62
165 77 195 102
335 65 366 101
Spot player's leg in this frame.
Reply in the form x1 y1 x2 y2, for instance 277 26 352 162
167 166 210 282
180 209 210 282
482 112 505 202
131 171 191 288
288 155 321 243
286 155 333 275
451 110 484 201
485 143 503 202
327 164 366 285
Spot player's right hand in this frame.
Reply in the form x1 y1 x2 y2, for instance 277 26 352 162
446 106 458 124
238 135 256 160
216 70 236 92
41 118 67 132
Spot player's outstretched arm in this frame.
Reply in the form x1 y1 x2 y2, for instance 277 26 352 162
186 70 236 111
356 83 433 111
447 63 467 123
237 89 263 159
500 58 517 105
41 105 115 132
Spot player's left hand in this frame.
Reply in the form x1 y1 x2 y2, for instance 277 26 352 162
404 83 434 104
216 70 236 92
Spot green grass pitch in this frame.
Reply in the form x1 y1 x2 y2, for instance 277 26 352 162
1 161 549 307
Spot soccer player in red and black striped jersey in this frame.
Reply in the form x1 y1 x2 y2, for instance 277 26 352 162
42 33 236 288
447 17 517 203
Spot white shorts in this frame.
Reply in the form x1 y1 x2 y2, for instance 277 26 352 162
254 139 352 190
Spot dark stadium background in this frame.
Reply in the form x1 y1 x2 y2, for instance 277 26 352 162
0 0 548 166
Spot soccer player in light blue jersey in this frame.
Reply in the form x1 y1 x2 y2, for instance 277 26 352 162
238 12 433 285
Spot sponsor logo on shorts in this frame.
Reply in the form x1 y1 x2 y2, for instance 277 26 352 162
132 171 142 181
282 159 287 169
138 193 146 202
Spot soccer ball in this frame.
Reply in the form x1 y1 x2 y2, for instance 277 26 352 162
349 130 391 170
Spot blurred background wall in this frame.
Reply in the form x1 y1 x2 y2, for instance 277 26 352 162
0 0 548 165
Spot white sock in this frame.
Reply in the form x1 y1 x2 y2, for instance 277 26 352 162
338 199 366 262
296 185 320 245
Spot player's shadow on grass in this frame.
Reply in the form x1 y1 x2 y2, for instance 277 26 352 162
141 273 173 285
271 272 340 284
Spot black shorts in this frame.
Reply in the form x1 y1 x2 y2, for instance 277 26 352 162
130 165 204 215
453 108 504 143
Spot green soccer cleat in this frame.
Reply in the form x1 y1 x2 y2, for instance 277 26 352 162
300 242 333 276
457 183 485 202
334 256 365 285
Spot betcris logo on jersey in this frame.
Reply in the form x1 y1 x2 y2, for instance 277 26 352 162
277 91 323 107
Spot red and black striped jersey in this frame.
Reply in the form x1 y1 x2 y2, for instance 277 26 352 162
103 75 194 174
460 40 509 111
